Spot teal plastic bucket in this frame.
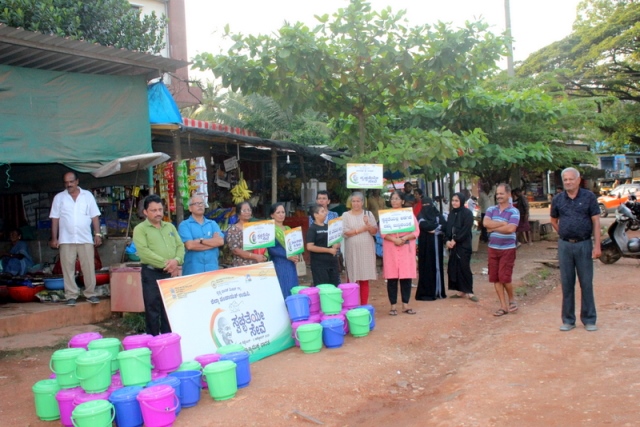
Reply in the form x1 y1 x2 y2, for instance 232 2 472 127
50 348 86 389
32 379 61 421
203 360 238 401
176 360 202 372
117 348 153 387
88 338 122 375
346 308 372 337
295 323 323 354
290 285 308 295
71 399 114 427
216 344 244 355
319 286 343 315
75 350 112 393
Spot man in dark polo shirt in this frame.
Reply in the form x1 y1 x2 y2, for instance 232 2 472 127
133 195 185 336
550 167 601 332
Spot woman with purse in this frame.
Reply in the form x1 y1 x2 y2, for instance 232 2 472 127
267 202 299 298
342 191 377 304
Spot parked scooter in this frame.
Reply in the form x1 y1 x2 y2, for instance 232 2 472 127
600 195 640 264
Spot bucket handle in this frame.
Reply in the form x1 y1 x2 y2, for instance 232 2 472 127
129 355 154 371
49 359 74 376
140 395 179 413
71 406 114 427
75 362 109 381
294 329 322 343
186 374 202 389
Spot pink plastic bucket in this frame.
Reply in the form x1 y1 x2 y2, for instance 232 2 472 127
322 313 348 334
291 320 314 347
151 370 168 381
122 334 153 351
73 390 110 407
307 313 322 323
299 287 321 314
137 384 179 427
341 308 352 334
55 387 82 427
195 353 221 389
148 333 182 373
338 283 360 309
68 332 103 350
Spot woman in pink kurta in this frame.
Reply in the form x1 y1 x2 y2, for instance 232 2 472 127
382 190 419 315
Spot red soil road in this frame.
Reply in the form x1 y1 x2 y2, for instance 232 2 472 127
1 241 639 426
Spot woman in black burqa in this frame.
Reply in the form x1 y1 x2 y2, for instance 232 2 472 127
415 198 447 301
445 192 478 302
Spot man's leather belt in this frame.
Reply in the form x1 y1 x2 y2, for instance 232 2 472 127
142 264 166 273
562 237 590 243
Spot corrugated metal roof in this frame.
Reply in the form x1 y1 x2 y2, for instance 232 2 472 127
0 24 189 77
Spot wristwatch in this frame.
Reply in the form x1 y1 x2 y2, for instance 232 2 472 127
199 238 203 245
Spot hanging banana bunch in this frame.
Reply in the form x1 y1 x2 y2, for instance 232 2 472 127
231 170 252 204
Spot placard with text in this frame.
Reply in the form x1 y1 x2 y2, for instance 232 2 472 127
378 208 416 234
346 163 384 189
327 217 344 246
284 227 304 257
242 220 276 250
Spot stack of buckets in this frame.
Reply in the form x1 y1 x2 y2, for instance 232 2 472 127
34 330 254 425
285 282 375 354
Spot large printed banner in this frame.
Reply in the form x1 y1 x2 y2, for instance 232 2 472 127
243 220 276 250
346 163 384 189
328 217 344 246
158 262 294 362
378 208 416 234
284 227 304 257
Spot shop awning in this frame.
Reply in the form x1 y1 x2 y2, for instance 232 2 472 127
90 153 170 178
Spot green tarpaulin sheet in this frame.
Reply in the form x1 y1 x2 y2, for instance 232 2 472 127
0 65 151 172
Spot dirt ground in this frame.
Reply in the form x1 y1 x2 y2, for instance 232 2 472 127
2 237 640 427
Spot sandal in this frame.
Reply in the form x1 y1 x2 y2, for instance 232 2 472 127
509 302 518 313
493 308 508 317
389 309 398 316
449 294 462 299
403 308 417 315
468 295 479 302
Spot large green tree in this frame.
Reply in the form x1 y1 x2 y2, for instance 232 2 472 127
0 0 166 53
518 0 640 151
193 0 505 170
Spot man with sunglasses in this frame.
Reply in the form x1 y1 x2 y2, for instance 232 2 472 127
178 195 224 275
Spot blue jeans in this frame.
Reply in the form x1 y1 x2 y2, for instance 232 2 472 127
558 239 597 325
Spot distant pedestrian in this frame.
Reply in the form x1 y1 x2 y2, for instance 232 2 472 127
550 167 601 332
483 184 520 316
512 188 531 246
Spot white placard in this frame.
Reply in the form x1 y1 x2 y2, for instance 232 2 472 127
242 220 276 250
158 263 294 362
284 227 304 257
224 156 238 172
327 217 343 246
346 163 384 189
378 208 416 234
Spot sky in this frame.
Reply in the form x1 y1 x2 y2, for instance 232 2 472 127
184 0 583 81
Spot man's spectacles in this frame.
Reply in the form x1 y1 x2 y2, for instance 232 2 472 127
241 209 252 213
189 202 205 206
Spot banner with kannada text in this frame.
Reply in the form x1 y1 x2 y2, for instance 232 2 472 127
243 220 276 250
378 208 416 234
346 163 383 189
285 227 304 257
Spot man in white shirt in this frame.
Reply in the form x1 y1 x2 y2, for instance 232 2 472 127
50 171 103 306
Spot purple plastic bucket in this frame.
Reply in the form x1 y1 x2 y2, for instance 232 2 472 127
147 376 182 416
136 385 179 427
340 308 352 334
291 320 314 347
299 287 321 315
151 370 168 381
285 294 311 322
122 334 153 351
55 387 82 427
338 283 360 309
195 353 221 389
73 390 110 408
68 332 103 350
148 333 183 373
307 313 322 323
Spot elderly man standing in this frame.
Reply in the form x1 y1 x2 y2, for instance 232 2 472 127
133 194 185 336
49 171 102 306
550 167 601 332
178 195 224 275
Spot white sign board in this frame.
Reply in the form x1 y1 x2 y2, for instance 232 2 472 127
284 227 304 257
346 163 384 189
224 156 238 172
242 220 276 250
378 208 416 234
327 217 343 246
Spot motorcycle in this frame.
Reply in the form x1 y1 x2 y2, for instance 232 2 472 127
599 195 640 264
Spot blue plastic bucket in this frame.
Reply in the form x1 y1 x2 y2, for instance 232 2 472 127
320 318 345 348
168 370 202 408
147 376 182 415
108 386 143 427
285 294 310 322
356 304 376 330
219 351 251 388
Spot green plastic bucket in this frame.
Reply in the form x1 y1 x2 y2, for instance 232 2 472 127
203 361 237 401
75 350 112 393
50 348 86 389
88 338 122 374
32 379 61 421
176 360 202 371
319 287 343 315
295 323 323 354
71 399 115 427
290 285 309 295
346 308 372 338
216 344 244 355
316 284 335 291
117 348 153 387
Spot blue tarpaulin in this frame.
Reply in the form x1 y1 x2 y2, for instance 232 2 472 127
148 81 182 124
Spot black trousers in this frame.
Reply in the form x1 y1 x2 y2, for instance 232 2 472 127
141 267 172 336
310 260 340 286
387 278 412 305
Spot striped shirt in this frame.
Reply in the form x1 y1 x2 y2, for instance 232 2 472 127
486 204 520 250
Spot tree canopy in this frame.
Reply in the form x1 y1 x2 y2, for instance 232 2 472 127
0 0 166 53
